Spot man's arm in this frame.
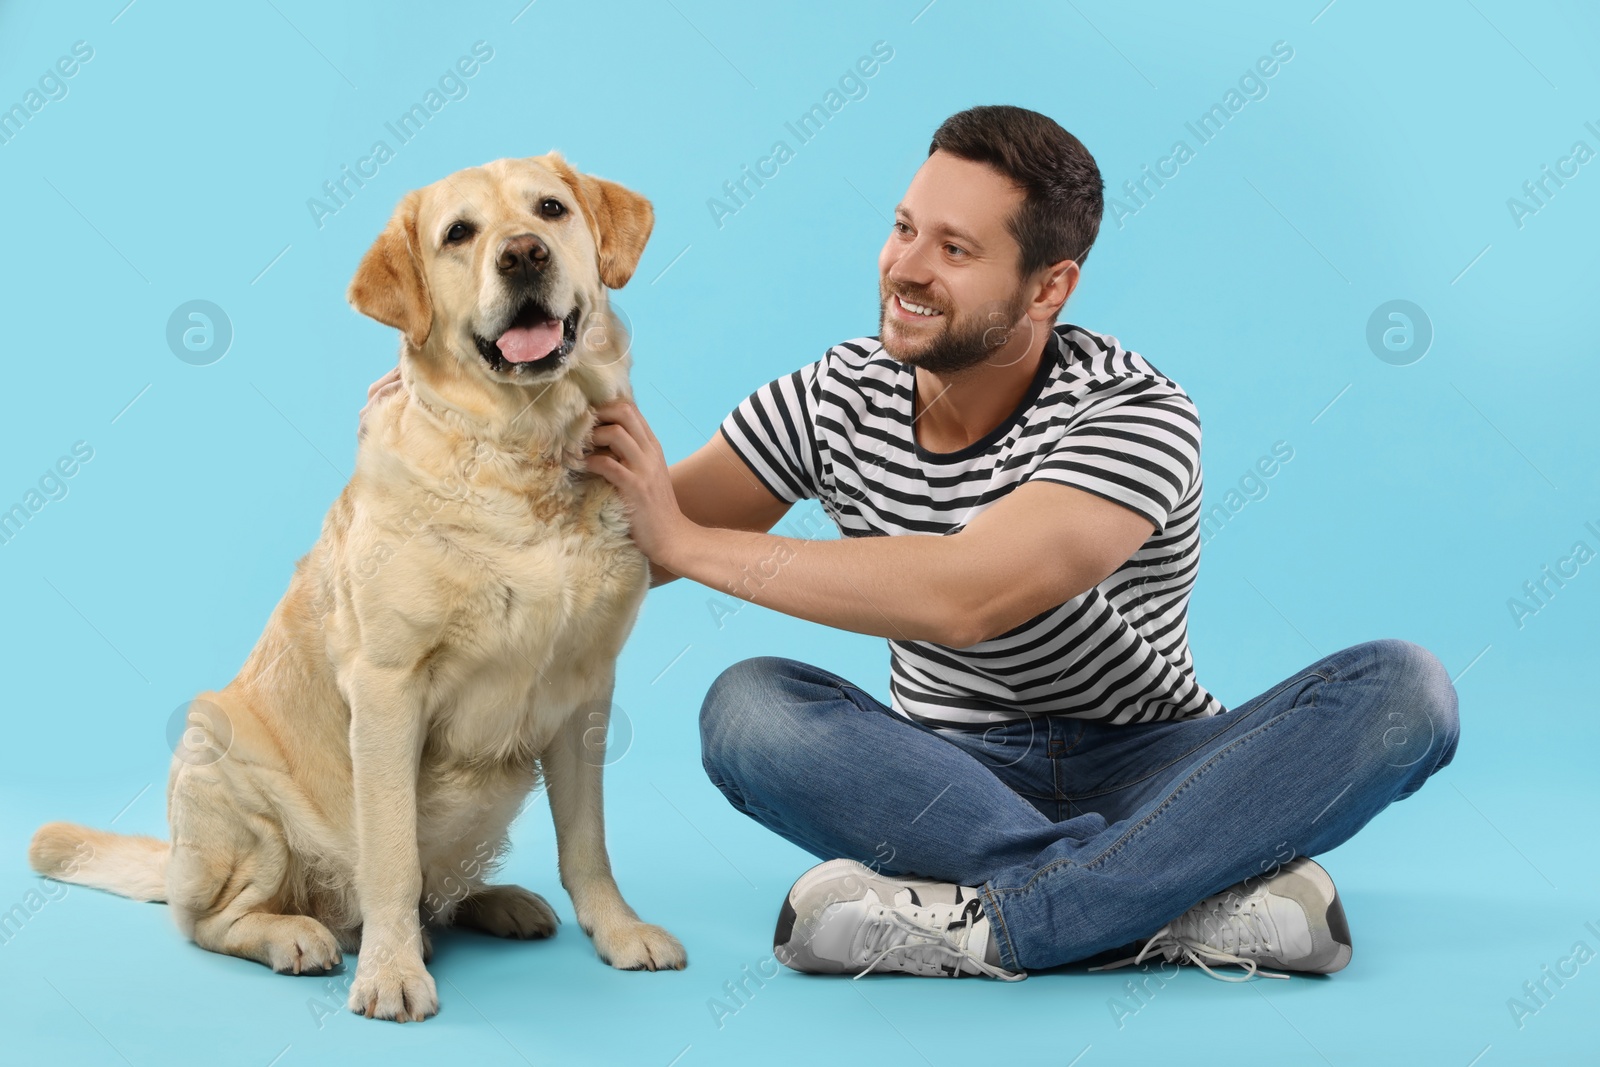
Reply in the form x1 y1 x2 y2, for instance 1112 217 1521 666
649 432 794 587
665 481 1151 647
588 400 1154 647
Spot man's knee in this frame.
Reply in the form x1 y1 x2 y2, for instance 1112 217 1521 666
1365 637 1460 782
699 655 808 777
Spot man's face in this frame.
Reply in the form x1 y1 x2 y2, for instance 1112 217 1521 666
877 150 1033 374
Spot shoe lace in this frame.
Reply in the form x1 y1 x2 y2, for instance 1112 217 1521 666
1086 897 1290 982
852 902 1025 982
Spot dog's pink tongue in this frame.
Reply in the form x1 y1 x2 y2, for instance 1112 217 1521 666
496 318 561 362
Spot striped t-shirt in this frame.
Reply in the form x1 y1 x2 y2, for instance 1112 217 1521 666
717 322 1226 728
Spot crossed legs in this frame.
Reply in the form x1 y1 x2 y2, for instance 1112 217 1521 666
699 639 1460 972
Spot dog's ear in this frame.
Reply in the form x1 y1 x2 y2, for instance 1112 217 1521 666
545 154 654 290
347 189 432 348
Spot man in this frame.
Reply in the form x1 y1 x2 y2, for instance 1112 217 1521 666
368 106 1461 982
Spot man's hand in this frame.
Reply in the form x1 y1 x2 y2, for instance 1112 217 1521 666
585 399 695 563
358 366 402 439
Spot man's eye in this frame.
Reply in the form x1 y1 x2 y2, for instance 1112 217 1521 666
893 221 910 235
540 198 566 219
444 221 474 244
945 244 966 257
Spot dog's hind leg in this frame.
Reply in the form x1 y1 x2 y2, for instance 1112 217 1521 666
167 769 343 975
454 884 559 940
193 910 344 975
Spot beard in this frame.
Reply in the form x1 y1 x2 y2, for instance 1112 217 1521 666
878 282 1031 375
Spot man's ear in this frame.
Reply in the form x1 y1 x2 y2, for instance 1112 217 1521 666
347 189 432 348
543 153 654 289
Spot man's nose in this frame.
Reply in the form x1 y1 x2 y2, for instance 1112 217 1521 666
496 233 550 281
885 238 933 288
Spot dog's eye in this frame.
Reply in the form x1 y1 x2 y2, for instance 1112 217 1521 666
539 198 566 219
444 221 474 245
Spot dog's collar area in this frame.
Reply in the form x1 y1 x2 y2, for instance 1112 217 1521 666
473 304 580 375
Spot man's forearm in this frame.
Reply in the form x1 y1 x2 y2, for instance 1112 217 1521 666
658 523 988 645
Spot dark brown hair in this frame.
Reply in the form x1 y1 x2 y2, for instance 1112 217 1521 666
928 105 1104 281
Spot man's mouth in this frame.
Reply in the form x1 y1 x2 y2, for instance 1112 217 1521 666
891 293 942 320
474 300 580 373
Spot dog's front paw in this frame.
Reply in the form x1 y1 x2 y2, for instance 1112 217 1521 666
348 947 438 1022
592 921 687 971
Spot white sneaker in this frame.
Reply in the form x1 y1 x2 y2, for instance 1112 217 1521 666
773 859 1025 981
1089 857 1353 981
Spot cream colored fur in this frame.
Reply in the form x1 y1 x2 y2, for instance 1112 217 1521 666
28 153 682 1023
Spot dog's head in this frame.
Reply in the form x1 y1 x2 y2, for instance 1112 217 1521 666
347 153 652 407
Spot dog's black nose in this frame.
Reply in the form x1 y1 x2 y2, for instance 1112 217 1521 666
496 234 550 279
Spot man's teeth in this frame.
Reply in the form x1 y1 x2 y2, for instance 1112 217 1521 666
897 295 939 317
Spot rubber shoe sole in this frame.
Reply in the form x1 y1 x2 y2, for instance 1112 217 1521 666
1255 857 1353 974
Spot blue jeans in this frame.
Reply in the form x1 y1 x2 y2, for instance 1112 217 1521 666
699 638 1460 973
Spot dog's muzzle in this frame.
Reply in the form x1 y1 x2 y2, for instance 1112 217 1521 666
473 234 579 374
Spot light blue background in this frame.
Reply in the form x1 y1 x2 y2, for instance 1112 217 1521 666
2 1 1596 1064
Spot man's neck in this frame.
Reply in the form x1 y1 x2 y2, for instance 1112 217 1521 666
911 324 1051 454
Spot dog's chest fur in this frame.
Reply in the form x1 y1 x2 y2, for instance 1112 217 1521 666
424 467 644 765
328 406 648 781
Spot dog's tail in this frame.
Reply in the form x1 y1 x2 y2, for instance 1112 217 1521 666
28 822 169 904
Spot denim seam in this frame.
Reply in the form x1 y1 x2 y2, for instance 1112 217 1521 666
1062 668 1334 803
986 689 1318 901
838 683 936 736
1060 720 1088 757
837 683 878 713
977 881 1021 973
1082 699 1312 872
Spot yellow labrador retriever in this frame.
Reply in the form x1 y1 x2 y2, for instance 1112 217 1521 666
28 152 684 1022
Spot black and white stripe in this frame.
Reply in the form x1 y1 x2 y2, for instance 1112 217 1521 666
719 322 1226 727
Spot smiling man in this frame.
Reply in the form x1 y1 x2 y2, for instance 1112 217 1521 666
420 105 1460 983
